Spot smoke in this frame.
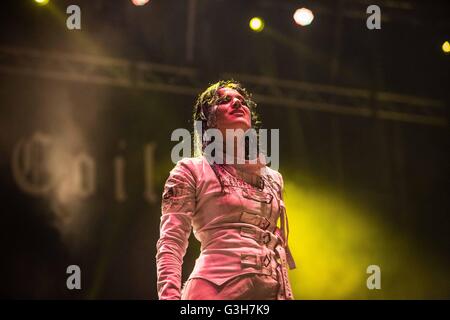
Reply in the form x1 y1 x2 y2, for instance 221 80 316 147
29 83 105 251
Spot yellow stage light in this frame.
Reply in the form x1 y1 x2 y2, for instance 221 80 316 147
34 0 49 5
442 41 450 54
249 17 264 32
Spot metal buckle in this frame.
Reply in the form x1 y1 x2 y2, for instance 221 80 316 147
262 255 271 267
262 232 271 244
240 211 271 230
241 254 260 269
259 217 271 230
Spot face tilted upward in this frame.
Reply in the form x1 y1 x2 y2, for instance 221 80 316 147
214 87 252 132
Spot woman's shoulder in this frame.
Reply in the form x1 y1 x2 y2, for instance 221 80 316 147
174 156 206 168
171 156 210 177
262 166 283 188
169 156 213 186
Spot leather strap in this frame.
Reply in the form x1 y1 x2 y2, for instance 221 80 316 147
240 226 279 250
240 211 271 230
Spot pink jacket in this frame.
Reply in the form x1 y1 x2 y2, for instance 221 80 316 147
156 156 296 300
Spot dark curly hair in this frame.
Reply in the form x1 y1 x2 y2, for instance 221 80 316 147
192 80 261 156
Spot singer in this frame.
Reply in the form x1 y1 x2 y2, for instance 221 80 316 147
156 80 296 300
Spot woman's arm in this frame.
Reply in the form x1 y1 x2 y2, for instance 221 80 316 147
277 171 296 270
156 160 196 300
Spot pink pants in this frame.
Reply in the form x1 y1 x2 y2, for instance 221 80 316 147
181 273 281 300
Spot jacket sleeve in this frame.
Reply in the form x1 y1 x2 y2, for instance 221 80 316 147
276 171 296 270
156 160 196 300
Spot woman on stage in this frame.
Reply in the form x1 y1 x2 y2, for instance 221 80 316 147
156 80 296 300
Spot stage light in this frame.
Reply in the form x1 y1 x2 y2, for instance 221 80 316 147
249 17 264 32
131 0 150 6
284 179 444 299
442 41 450 54
293 8 314 26
34 0 49 5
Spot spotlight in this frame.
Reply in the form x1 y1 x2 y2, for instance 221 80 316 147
34 0 49 5
293 8 314 26
249 17 264 32
442 41 450 54
131 0 150 6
